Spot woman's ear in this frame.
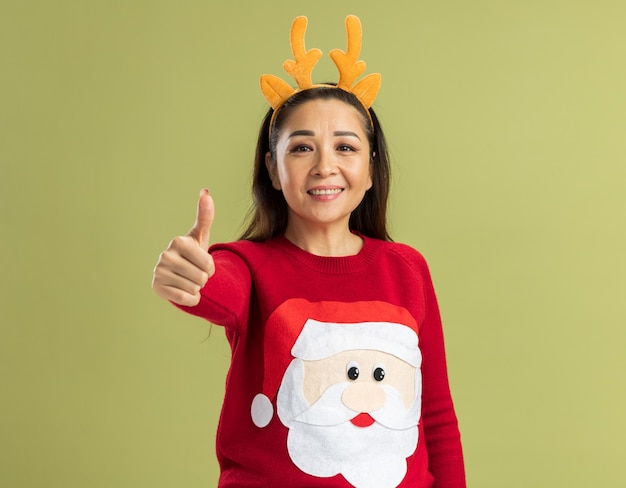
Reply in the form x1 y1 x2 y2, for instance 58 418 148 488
367 151 376 190
265 152 282 190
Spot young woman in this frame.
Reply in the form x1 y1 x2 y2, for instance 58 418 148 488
152 16 465 488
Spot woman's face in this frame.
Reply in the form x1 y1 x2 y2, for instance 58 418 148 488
266 98 373 234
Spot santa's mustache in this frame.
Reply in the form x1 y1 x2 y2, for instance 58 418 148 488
289 381 420 430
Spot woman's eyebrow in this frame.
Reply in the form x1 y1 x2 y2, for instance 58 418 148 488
288 130 315 138
287 130 361 140
333 131 361 140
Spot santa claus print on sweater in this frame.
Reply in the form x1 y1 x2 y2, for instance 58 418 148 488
251 299 422 488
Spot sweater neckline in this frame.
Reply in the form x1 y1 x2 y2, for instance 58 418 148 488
272 234 382 275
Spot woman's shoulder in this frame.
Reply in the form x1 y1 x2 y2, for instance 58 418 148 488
211 235 289 250
209 237 286 266
210 237 277 255
366 236 428 267
368 238 436 287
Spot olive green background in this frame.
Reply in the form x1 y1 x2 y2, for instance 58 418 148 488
2 0 625 486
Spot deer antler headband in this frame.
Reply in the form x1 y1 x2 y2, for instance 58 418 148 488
260 15 381 128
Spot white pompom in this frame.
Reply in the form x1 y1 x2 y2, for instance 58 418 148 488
251 393 273 428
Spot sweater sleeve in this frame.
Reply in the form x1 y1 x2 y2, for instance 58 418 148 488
418 257 467 488
175 248 252 332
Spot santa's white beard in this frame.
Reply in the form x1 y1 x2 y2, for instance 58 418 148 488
276 360 420 488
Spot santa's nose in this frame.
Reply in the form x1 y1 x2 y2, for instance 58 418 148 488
341 382 385 412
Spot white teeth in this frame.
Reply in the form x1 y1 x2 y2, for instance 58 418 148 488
309 188 342 195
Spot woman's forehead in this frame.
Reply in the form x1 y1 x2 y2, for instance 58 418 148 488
279 99 367 133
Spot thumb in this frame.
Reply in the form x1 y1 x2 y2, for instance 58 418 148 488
187 188 214 250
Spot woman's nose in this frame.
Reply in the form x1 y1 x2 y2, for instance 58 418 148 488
311 149 337 177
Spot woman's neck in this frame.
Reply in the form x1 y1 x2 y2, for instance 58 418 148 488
283 223 363 257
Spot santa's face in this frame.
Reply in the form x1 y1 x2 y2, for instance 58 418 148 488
253 301 423 488
302 349 417 426
277 349 421 488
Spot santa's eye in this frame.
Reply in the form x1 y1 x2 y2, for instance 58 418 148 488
346 361 360 381
373 366 385 382
347 366 360 380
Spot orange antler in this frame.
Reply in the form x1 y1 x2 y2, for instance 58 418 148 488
260 16 321 109
283 16 322 90
260 15 381 113
330 15 380 108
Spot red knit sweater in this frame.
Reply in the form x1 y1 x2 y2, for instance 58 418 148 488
178 235 466 488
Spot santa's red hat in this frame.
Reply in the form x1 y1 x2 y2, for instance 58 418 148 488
251 299 420 428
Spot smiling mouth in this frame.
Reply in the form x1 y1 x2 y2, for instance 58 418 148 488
308 188 343 196
350 413 375 428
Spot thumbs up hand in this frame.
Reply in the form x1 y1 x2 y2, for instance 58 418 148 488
152 189 216 306
187 187 214 251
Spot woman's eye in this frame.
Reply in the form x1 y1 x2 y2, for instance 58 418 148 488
337 145 355 152
291 145 312 152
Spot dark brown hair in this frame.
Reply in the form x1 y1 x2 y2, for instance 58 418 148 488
240 86 391 241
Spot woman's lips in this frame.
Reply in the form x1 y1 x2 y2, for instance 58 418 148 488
308 188 344 196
